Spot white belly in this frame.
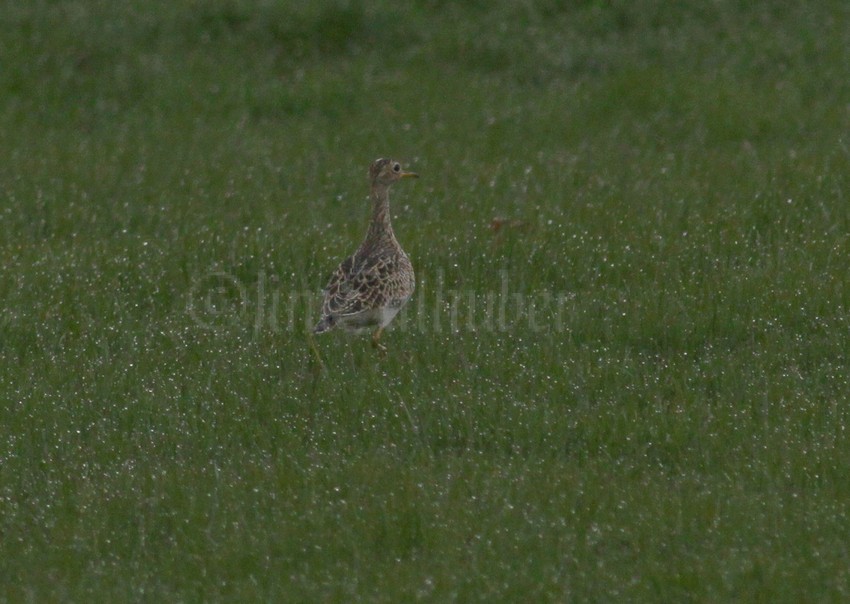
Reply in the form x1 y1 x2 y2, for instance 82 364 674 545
336 302 407 333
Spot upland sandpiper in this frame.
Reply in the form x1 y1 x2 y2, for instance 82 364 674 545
314 158 418 351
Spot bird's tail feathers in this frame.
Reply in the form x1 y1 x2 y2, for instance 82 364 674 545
313 316 335 334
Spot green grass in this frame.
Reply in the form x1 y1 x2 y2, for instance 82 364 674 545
2 0 850 600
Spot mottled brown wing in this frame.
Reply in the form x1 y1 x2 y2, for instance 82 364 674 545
321 252 403 318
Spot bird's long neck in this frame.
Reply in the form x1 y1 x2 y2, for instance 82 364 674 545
366 183 395 241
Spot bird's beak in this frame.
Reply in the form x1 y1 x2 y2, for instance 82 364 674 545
400 171 419 178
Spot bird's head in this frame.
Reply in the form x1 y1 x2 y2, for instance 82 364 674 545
369 158 418 187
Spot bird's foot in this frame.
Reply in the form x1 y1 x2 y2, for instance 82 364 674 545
371 329 387 355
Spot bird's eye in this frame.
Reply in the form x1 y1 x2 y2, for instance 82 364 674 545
393 163 401 172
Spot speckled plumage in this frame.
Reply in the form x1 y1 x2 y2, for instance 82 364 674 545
314 158 417 350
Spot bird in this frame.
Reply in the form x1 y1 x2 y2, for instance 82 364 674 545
314 158 418 351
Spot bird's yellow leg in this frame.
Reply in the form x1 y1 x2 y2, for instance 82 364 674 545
307 331 326 373
371 327 387 353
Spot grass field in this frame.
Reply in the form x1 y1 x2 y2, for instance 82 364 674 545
2 1 850 601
